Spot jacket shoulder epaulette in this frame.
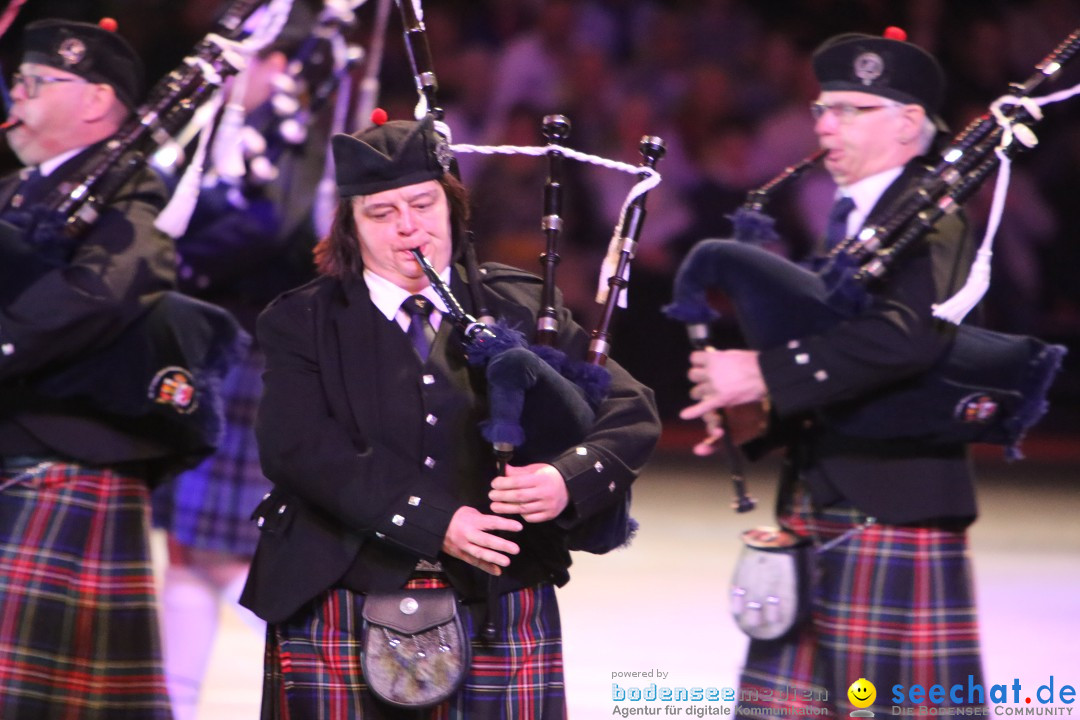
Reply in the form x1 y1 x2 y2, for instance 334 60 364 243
263 274 334 312
478 262 544 286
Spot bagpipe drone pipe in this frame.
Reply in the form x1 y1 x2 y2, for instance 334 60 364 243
393 0 665 555
664 27 1080 461
211 0 366 203
0 0 297 468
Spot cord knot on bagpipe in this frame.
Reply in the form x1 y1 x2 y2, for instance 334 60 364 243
932 78 1080 324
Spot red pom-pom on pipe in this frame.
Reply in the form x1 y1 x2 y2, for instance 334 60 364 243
98 17 118 32
883 26 907 41
370 108 388 126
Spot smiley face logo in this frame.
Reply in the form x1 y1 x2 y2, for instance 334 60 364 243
848 678 877 709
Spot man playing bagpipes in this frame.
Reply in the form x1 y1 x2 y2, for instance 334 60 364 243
239 113 661 718
681 30 993 716
0 19 182 719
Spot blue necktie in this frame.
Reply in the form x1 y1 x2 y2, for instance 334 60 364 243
8 166 44 210
824 195 855 251
402 294 435 360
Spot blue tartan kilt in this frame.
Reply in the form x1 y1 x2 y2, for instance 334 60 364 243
263 579 566 719
153 345 271 555
0 461 171 719
738 503 986 718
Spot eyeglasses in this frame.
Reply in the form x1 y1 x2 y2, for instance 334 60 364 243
810 101 898 122
11 72 83 99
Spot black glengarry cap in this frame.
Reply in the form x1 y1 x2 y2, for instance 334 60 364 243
22 18 144 109
332 114 452 198
812 27 945 118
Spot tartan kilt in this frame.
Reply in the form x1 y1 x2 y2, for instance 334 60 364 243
738 503 986 718
152 345 271 555
263 579 565 720
0 461 171 719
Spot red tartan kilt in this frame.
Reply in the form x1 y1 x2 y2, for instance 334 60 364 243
738 503 986 718
263 581 566 719
0 461 171 719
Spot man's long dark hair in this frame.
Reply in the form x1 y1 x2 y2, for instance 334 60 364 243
314 174 471 279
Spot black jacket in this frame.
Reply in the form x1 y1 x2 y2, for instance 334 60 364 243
0 145 183 466
242 263 661 623
759 163 978 525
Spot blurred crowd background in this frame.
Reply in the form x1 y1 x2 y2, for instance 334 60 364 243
2 0 1079 429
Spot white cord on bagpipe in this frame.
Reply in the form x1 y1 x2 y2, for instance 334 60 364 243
933 78 1080 324
449 141 659 192
209 75 252 189
450 141 662 306
155 0 296 238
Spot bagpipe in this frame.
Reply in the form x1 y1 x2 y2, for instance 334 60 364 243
0 0 302 470
208 0 366 205
158 1 368 300
393 0 664 555
664 27 1080 480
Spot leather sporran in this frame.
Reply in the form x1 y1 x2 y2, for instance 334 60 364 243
729 526 810 641
360 588 471 708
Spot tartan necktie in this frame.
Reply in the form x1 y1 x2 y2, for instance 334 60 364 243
402 294 436 360
824 195 855 251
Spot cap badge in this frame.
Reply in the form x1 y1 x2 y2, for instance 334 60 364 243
853 51 884 85
434 133 453 174
149 366 199 414
57 37 87 67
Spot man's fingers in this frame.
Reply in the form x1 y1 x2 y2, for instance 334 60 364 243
465 552 503 576
489 486 538 505
693 435 723 457
478 563 502 576
469 531 520 557
443 507 525 575
490 498 547 515
489 501 520 516
449 533 520 576
488 486 525 502
469 544 511 567
465 532 521 575
477 515 523 534
490 475 532 491
688 349 710 366
680 398 721 421
688 382 713 401
519 505 561 523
